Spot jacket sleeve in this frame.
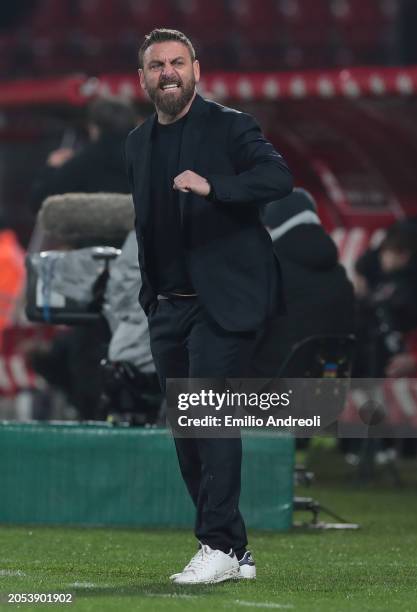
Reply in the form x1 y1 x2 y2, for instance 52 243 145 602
206 112 293 205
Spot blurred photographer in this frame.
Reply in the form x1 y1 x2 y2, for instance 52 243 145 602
31 95 137 211
354 221 417 377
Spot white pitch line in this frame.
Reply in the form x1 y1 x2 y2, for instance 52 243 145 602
0 570 26 577
235 603 293 610
145 593 199 599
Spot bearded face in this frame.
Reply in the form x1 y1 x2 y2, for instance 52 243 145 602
146 70 196 117
140 41 200 120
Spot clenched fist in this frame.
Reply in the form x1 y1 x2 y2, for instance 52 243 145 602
173 170 211 197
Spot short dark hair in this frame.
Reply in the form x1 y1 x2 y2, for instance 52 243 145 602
380 224 417 255
138 28 196 69
87 95 136 136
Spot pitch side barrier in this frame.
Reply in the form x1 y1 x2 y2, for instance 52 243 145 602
0 423 293 529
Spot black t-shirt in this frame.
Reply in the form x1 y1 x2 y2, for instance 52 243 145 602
149 115 194 294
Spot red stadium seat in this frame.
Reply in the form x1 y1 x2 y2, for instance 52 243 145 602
77 0 124 37
230 0 280 42
30 0 75 35
177 0 230 42
234 41 286 71
329 0 392 64
282 44 332 70
330 0 395 25
65 32 127 75
0 34 16 76
277 0 332 25
31 36 75 75
277 0 333 63
123 0 178 36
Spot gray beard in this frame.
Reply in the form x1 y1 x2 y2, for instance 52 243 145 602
150 79 195 118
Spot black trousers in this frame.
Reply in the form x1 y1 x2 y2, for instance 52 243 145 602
148 296 257 556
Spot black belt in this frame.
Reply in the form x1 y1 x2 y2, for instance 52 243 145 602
157 293 198 300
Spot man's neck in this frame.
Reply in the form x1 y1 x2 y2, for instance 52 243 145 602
156 91 197 125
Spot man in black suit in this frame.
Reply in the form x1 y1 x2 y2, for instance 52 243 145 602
125 28 293 585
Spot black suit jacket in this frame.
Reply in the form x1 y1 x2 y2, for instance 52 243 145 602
125 94 293 332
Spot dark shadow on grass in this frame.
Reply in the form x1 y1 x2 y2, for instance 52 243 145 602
72 580 236 599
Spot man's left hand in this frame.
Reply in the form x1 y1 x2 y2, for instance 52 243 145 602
173 170 210 197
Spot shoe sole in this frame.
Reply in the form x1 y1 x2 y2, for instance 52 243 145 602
172 567 240 585
237 566 256 580
236 573 256 580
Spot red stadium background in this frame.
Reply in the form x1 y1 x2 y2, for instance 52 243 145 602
1 0 417 401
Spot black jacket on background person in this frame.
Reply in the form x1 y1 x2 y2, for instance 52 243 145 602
275 225 354 336
31 133 130 212
125 94 293 332
252 189 355 375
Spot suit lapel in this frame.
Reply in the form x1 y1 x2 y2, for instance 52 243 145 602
135 113 155 229
177 94 210 223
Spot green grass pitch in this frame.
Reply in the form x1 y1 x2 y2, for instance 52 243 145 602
1 446 417 612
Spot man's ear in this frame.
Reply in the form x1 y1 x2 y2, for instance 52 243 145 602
138 68 146 92
193 60 200 84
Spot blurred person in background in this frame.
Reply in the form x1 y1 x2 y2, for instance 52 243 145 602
28 96 137 420
349 220 417 463
252 188 355 376
31 95 137 211
354 220 417 378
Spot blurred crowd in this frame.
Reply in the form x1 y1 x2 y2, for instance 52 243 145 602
0 0 410 76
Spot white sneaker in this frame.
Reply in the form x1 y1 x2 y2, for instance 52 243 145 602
169 547 203 582
237 551 256 579
171 544 240 584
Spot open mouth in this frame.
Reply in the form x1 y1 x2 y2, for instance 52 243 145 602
160 83 181 91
